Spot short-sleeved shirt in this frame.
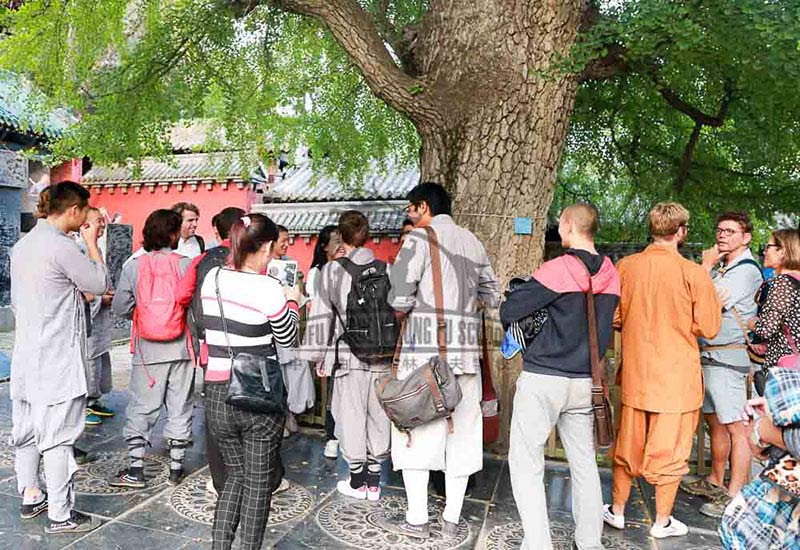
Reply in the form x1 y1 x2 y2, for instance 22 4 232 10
700 249 763 369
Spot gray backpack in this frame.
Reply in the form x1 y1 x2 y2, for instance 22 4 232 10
375 226 462 438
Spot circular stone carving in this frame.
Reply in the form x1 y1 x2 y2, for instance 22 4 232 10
485 521 645 550
170 473 314 526
316 494 470 549
72 451 170 495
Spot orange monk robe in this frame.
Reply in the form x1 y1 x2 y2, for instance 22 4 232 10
611 244 722 515
614 245 722 414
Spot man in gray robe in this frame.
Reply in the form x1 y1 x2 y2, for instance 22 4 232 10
385 182 501 539
11 182 107 534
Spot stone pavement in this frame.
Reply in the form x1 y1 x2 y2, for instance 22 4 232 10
0 342 726 550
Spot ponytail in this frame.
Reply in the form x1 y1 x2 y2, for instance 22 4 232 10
36 186 52 219
228 213 278 270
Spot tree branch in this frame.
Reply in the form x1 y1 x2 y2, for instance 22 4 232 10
231 0 439 126
580 43 628 82
674 121 702 193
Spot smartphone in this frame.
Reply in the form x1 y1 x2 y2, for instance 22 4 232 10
267 259 298 287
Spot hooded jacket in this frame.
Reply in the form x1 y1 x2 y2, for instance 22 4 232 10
500 249 620 378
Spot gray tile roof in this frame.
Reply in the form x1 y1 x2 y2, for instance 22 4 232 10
83 152 265 184
265 160 419 202
0 71 73 138
252 201 407 235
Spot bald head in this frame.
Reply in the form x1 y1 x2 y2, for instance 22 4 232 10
560 204 599 237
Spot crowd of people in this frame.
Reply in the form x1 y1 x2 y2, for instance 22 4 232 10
7 179 800 550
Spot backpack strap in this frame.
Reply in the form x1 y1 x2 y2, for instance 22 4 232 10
718 258 764 280
330 257 368 372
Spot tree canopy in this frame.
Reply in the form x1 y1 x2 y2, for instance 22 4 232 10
1 0 798 244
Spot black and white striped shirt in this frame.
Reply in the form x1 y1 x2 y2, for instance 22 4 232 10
200 266 298 382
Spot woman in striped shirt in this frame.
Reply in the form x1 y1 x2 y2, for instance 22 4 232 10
199 213 300 550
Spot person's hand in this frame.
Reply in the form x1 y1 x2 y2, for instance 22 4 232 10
743 397 769 426
702 245 723 271
101 289 115 307
316 362 327 377
82 292 95 302
80 216 102 245
747 318 757 330
750 343 767 356
283 284 302 303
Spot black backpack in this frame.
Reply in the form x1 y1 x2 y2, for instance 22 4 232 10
333 257 399 366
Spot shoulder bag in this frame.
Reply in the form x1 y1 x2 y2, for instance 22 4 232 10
375 226 462 443
577 258 615 450
215 268 286 414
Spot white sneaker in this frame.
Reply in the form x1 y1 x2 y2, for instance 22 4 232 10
336 479 367 500
206 478 218 497
367 485 381 502
324 439 339 459
602 504 625 530
649 516 689 539
274 478 290 494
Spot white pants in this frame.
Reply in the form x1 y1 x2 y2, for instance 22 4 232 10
509 372 604 550
12 396 84 522
403 469 469 525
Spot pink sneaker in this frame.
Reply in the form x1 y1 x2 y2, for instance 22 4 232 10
367 485 381 501
336 480 367 500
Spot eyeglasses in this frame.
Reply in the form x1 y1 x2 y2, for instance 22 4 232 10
761 243 781 255
716 228 743 237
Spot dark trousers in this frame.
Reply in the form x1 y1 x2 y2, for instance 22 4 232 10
206 421 226 493
205 384 284 550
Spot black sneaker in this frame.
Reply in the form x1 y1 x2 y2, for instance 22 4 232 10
168 468 184 486
108 467 146 489
44 511 99 534
74 447 90 466
20 493 48 519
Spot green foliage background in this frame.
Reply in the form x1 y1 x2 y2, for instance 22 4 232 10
1 0 798 244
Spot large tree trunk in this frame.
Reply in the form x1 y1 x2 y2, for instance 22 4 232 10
275 0 588 450
413 1 586 449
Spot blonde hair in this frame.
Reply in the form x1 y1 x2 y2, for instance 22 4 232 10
648 202 690 237
773 229 800 271
561 203 600 236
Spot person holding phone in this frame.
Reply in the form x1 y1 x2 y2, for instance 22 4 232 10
269 226 314 436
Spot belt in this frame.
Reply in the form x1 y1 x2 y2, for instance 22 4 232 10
701 344 747 352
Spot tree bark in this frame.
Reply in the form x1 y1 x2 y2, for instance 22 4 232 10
261 0 590 450
412 1 587 450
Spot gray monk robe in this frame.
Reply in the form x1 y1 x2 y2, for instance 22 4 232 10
10 219 107 522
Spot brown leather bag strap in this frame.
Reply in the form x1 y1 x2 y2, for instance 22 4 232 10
579 259 604 389
424 226 447 362
390 315 407 377
730 307 753 347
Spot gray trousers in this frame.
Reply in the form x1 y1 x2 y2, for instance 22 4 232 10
12 396 85 522
123 360 194 446
86 352 113 402
331 370 390 464
509 372 605 550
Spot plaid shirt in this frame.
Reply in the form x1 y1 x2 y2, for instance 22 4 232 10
720 369 800 549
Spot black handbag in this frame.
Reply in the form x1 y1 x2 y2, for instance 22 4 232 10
214 268 286 414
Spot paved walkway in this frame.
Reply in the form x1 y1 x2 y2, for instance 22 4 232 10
0 342 725 549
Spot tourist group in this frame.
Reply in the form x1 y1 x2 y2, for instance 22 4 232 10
9 179 800 549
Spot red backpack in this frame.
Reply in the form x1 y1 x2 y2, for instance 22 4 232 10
134 252 186 341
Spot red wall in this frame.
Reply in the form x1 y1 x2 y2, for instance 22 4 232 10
51 159 83 183
289 236 401 279
89 184 255 251
88 184 402 276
